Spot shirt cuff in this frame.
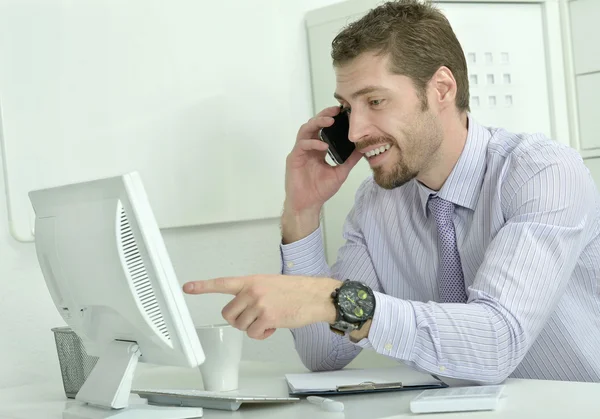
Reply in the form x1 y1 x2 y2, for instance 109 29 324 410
361 292 418 360
352 335 374 350
280 225 329 276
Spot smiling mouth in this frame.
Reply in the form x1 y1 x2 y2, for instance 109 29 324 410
365 144 391 159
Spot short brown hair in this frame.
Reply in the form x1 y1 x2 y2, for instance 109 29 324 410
331 0 470 112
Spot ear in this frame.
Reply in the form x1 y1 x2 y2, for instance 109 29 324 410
430 66 457 111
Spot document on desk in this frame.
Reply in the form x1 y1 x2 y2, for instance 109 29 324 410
285 366 447 396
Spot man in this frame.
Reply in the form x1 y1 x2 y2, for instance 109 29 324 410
184 0 600 384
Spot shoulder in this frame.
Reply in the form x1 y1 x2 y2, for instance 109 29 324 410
488 128 588 185
486 128 596 216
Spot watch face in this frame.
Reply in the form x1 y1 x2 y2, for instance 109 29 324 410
337 282 375 323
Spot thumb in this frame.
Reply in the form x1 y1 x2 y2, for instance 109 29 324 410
260 328 276 340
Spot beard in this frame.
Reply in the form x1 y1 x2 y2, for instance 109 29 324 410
369 110 443 190
372 153 418 189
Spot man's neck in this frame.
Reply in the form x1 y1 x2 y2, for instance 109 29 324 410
417 112 469 191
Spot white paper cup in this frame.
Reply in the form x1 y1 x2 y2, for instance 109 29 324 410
195 324 243 392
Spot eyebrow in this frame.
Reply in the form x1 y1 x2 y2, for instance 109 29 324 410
333 86 389 101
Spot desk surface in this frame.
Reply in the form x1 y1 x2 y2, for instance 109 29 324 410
0 361 598 419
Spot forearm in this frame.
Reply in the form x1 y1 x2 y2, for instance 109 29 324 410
290 323 361 371
362 292 527 384
281 226 363 371
280 205 321 244
280 185 382 371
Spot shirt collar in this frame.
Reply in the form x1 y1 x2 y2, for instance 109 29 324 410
415 114 491 215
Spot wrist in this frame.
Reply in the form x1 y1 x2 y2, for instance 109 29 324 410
349 319 372 343
329 281 376 338
281 206 321 244
315 278 342 324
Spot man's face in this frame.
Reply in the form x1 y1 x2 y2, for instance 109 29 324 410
334 52 444 189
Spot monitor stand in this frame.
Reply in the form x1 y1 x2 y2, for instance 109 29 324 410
62 341 203 419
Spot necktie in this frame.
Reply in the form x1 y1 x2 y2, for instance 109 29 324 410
428 196 468 303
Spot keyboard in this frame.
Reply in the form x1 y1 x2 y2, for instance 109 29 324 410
133 388 300 411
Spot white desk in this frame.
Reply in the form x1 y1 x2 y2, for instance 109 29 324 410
0 361 598 419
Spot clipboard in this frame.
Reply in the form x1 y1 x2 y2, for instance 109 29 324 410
285 366 447 396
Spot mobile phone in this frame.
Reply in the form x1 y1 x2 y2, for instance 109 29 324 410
319 109 355 165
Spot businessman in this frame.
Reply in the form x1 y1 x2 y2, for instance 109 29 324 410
184 0 600 384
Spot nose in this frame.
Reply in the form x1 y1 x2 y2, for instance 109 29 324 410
347 111 370 143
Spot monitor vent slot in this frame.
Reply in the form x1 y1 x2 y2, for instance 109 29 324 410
118 203 170 341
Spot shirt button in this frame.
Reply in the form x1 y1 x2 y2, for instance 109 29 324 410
384 343 393 351
286 261 294 268
439 366 446 372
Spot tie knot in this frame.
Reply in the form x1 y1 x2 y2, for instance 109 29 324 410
428 196 455 225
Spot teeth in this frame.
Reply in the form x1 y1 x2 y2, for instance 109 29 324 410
366 144 391 158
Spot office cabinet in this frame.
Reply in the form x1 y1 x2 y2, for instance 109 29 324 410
569 0 600 153
569 0 600 75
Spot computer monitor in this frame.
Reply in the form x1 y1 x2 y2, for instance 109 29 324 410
29 172 206 419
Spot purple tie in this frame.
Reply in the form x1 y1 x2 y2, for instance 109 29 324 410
428 196 468 303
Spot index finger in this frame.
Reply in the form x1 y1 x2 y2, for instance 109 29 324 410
317 106 342 118
295 106 341 142
183 277 245 295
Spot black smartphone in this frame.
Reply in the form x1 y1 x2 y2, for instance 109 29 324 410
319 109 355 165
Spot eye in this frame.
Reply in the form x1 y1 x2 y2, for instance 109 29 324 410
340 106 351 114
369 99 384 107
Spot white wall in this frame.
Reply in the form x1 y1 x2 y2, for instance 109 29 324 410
0 0 349 390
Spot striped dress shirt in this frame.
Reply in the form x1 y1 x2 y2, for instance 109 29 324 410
280 115 600 384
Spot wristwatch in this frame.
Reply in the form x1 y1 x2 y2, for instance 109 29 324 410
329 280 376 335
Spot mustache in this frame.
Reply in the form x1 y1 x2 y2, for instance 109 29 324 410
356 135 397 151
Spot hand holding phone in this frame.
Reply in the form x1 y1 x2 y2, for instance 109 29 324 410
281 106 362 243
318 108 355 165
